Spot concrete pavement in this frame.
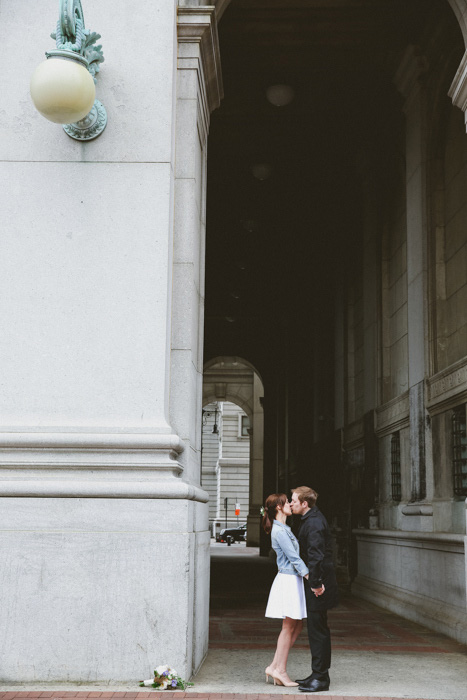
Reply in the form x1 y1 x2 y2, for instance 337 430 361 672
196 543 467 699
1 543 466 700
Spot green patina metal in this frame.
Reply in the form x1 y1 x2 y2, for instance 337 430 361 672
49 0 107 140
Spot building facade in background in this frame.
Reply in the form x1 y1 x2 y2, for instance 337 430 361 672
202 401 250 537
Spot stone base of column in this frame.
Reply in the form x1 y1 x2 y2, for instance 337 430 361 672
0 495 209 682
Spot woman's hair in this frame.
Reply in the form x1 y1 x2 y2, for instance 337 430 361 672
262 493 287 534
292 486 318 509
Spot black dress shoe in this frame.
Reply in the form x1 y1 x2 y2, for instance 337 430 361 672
294 673 313 684
298 678 330 693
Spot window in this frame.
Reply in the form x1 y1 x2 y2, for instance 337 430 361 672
452 406 467 496
239 414 250 437
390 432 401 502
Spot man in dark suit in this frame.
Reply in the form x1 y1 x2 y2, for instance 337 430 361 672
291 486 338 693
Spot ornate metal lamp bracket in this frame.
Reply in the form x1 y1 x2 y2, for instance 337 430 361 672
49 0 107 140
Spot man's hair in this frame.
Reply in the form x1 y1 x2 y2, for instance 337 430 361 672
292 486 318 508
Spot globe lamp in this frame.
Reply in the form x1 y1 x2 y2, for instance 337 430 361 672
266 84 295 107
30 51 95 124
30 0 107 141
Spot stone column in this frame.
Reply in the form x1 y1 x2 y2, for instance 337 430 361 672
334 277 346 431
362 170 379 415
394 47 433 518
361 157 380 513
0 0 220 682
174 6 223 672
247 374 264 546
465 498 467 607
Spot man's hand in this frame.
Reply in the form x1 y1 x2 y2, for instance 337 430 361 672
311 584 325 597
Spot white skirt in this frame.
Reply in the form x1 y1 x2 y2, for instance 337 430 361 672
265 572 307 620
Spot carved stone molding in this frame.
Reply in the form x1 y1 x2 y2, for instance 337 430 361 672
0 430 211 501
0 475 208 501
449 48 467 128
0 430 184 455
401 503 433 516
177 6 223 116
353 528 464 550
427 357 467 413
178 0 232 21
375 392 410 436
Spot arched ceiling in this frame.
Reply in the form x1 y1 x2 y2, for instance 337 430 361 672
203 0 464 379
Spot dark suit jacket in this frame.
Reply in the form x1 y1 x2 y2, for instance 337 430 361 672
298 506 338 611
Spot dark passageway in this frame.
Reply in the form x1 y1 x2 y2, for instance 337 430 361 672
209 545 465 654
203 0 467 652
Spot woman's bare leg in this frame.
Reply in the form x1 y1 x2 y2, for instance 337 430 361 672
291 619 303 646
266 618 303 683
268 618 302 669
268 617 302 683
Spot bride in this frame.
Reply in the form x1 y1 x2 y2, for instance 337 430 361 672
262 493 309 687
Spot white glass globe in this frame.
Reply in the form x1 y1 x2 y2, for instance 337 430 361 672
266 84 295 107
251 163 272 180
30 55 96 124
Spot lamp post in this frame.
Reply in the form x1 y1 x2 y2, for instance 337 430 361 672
30 0 107 141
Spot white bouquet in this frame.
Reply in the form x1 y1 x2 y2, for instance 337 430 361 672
140 665 193 690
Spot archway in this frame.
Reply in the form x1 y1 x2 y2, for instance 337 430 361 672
200 0 467 646
203 356 264 546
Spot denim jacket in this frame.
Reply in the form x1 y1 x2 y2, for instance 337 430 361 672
271 520 309 577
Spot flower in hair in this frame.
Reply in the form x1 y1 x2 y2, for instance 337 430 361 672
260 506 265 516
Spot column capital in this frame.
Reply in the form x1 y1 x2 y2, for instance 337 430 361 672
177 6 224 114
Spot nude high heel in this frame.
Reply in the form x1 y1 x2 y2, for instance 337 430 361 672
265 666 275 684
271 671 298 687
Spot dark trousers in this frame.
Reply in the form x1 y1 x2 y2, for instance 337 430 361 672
304 586 331 682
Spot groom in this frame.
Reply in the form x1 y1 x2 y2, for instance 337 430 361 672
291 486 338 693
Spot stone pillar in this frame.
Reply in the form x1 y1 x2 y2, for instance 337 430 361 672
174 5 222 673
0 0 221 682
394 47 433 518
361 170 379 415
334 277 346 431
465 498 467 607
247 374 264 546
361 158 380 513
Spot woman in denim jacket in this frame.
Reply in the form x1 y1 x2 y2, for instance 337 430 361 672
262 493 309 687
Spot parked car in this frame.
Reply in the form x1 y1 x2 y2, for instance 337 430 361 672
217 523 247 544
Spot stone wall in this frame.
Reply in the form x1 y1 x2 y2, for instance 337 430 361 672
437 106 467 370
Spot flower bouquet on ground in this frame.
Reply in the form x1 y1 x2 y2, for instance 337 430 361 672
140 665 193 690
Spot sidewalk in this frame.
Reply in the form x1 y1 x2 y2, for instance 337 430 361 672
1 545 466 700
193 544 467 699
0 693 439 700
